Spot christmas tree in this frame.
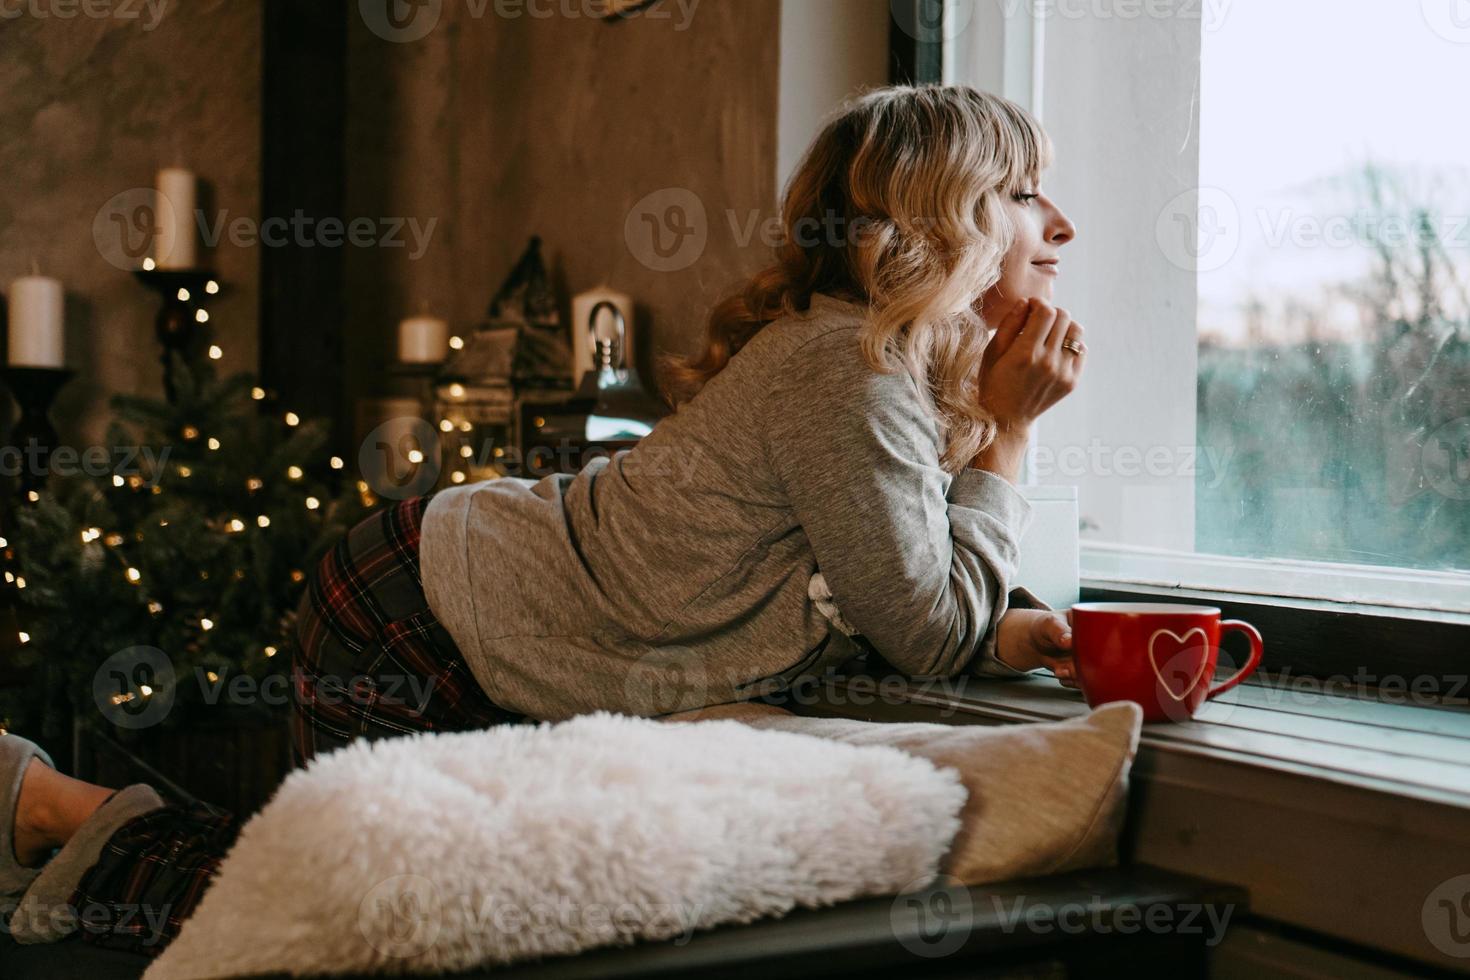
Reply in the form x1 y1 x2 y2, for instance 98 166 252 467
2 352 369 740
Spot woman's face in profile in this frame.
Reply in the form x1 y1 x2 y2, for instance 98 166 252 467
981 183 1077 317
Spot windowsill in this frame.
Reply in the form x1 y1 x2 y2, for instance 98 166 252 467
860 671 1470 808
797 669 1470 972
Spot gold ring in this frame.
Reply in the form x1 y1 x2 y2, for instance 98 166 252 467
1062 339 1086 356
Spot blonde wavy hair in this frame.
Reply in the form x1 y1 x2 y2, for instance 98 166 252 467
658 84 1052 473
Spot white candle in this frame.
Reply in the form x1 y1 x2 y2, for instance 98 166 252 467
155 168 198 269
572 286 634 385
398 314 449 363
6 275 65 368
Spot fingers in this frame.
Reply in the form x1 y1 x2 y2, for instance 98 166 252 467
1059 321 1088 376
987 297 1033 358
1021 300 1061 355
1045 655 1080 689
1048 612 1072 651
1045 308 1074 358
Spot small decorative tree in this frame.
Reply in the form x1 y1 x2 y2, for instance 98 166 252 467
1 353 369 742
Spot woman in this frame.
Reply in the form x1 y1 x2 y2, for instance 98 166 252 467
0 84 1084 956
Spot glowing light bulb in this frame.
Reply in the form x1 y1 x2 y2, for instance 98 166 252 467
329 456 344 470
264 645 278 658
177 288 190 301
459 445 473 458
287 465 303 480
125 567 141 584
449 335 465 350
284 412 300 427
17 632 28 644
200 618 214 631
228 518 245 532
451 471 466 484
142 257 156 270
251 386 266 400
208 345 223 360
407 449 424 464
113 474 125 487
208 437 220 450
305 496 320 510
439 419 454 432
195 309 209 323
256 515 271 528
206 280 220 294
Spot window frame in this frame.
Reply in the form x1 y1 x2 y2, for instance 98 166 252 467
916 0 1470 667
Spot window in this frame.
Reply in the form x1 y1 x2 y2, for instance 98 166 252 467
948 0 1470 612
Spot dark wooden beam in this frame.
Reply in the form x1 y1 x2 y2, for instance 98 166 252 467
889 0 945 86
260 0 349 449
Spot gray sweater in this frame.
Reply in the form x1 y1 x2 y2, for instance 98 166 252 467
420 291 1047 721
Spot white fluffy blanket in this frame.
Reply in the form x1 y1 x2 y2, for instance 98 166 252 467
143 712 967 979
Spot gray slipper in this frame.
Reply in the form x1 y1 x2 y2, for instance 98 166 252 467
0 734 55 898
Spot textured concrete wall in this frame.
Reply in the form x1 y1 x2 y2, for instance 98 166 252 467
0 0 260 444
344 0 782 405
2 0 788 444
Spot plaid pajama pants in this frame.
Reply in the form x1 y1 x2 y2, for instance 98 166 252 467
64 494 527 957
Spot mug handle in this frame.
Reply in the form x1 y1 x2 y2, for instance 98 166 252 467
1206 620 1264 700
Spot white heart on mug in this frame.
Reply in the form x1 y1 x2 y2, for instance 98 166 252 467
1147 627 1211 701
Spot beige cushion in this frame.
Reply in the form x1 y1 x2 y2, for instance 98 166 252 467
660 700 1142 885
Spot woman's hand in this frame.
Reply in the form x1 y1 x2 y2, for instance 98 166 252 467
976 298 1087 429
994 607 1079 689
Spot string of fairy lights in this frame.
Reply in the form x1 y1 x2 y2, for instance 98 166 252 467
9 279 378 701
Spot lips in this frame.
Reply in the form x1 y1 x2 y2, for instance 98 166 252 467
1032 259 1059 275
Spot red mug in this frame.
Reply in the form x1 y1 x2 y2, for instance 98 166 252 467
1069 602 1264 723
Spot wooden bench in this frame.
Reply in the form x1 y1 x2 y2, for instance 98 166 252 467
0 864 1247 979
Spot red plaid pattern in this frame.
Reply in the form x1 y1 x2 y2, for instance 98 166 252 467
64 494 525 958
69 803 238 957
290 493 526 764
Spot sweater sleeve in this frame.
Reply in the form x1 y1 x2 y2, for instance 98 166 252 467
761 327 1036 678
969 584 1055 677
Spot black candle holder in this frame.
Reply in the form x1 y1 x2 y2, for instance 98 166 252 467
386 361 443 417
133 267 219 403
1 366 75 497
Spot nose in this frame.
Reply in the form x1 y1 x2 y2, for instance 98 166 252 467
1046 199 1076 246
